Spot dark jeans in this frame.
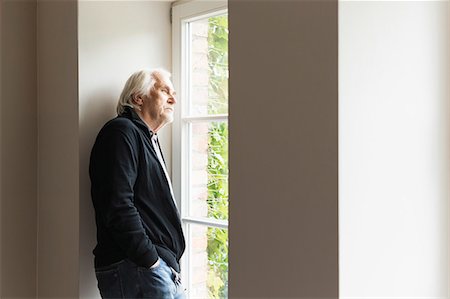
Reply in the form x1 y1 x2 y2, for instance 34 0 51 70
95 258 186 299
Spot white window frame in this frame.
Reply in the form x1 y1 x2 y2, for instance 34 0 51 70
171 0 228 296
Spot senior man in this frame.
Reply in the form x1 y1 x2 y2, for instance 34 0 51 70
89 69 186 299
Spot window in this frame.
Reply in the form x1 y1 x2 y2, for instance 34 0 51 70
172 1 228 298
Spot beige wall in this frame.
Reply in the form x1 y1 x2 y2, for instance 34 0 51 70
37 0 79 298
78 2 172 298
0 0 38 297
228 1 339 298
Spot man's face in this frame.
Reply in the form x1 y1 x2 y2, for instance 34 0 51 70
143 76 177 127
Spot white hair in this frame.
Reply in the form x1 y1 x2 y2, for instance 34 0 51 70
117 68 171 115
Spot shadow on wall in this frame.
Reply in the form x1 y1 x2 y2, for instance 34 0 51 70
79 89 118 298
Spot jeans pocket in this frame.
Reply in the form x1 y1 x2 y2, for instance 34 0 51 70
137 258 162 272
95 268 123 299
138 259 175 298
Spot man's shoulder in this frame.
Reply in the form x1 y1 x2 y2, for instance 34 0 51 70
100 116 138 136
92 117 144 148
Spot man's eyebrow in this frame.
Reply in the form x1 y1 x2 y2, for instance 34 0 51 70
162 85 176 94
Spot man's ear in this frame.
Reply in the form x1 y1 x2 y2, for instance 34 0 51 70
132 93 144 106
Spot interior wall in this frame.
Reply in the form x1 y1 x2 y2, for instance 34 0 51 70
78 2 172 298
339 2 449 298
0 0 37 297
37 0 79 297
228 0 339 298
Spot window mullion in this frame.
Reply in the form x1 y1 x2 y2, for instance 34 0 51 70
182 114 228 122
182 216 229 229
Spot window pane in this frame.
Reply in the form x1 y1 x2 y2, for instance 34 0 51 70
189 14 228 116
188 223 228 299
189 121 229 221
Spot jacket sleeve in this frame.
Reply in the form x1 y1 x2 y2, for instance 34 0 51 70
92 128 158 268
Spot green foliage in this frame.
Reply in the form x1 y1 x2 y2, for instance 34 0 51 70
206 14 229 299
207 15 229 115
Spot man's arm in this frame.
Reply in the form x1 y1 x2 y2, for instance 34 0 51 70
91 127 158 268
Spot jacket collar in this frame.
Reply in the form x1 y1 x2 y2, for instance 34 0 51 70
120 106 155 139
120 106 166 163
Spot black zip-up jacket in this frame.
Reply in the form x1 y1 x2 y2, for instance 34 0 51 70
89 106 185 272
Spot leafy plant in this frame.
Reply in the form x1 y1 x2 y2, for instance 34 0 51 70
206 14 229 299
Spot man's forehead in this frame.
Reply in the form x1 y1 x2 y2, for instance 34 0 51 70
161 80 174 89
154 74 174 89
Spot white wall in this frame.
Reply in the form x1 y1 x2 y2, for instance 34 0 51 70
339 2 449 298
78 1 173 298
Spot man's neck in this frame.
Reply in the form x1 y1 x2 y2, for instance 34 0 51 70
136 110 164 133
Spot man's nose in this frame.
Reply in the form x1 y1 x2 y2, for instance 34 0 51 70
168 94 176 104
